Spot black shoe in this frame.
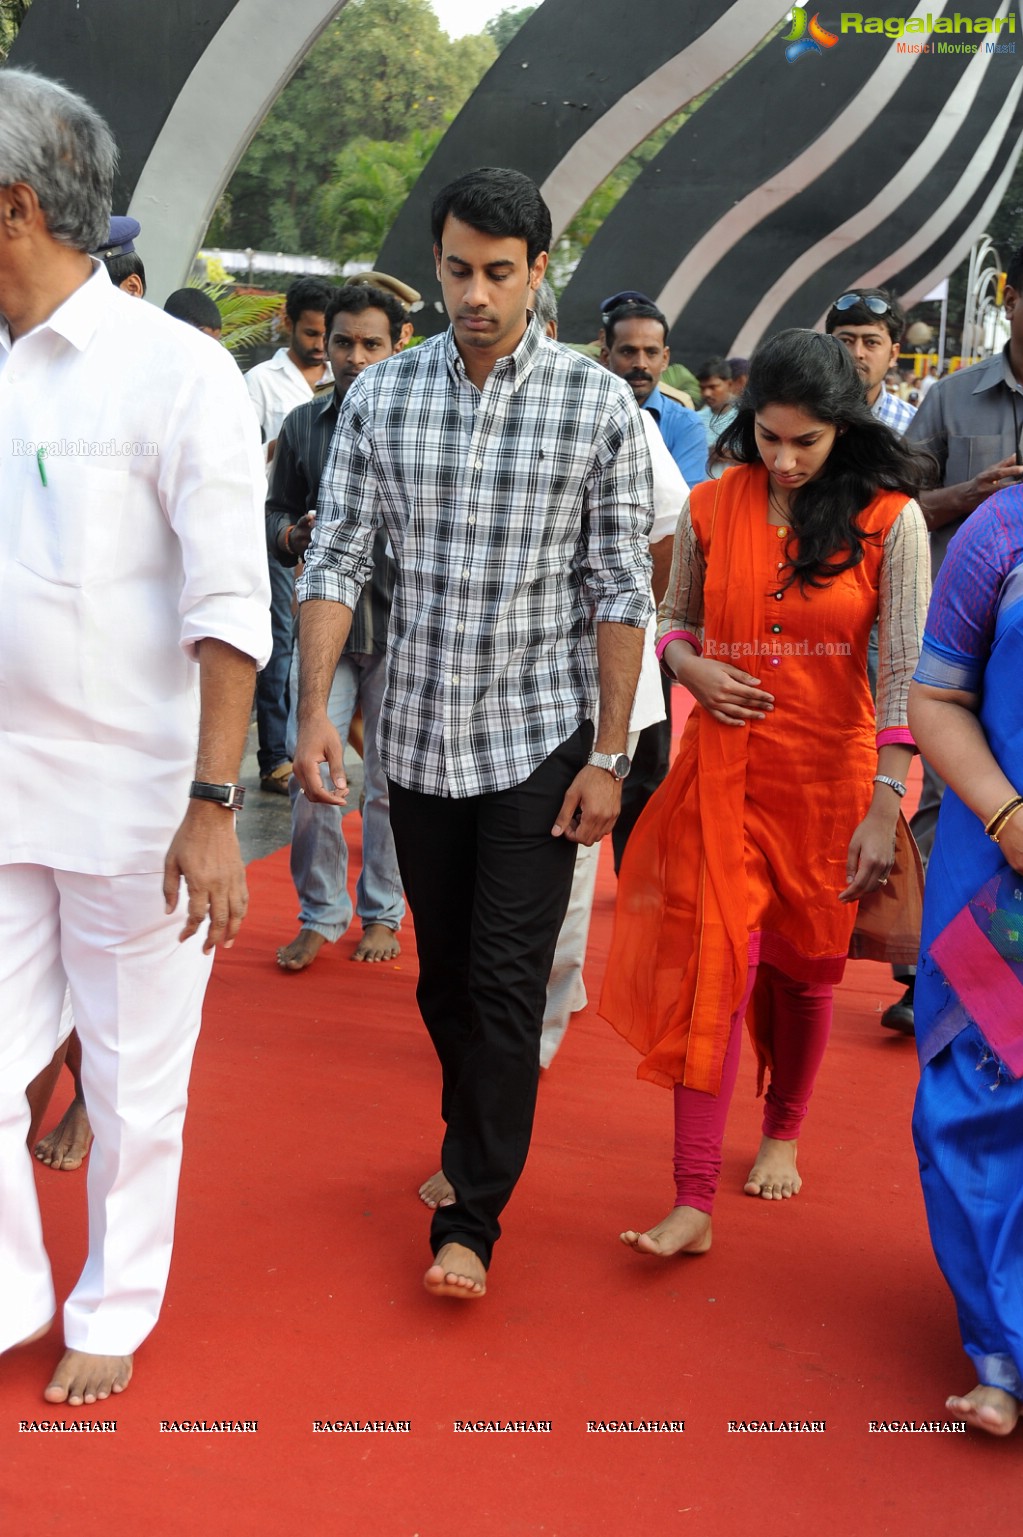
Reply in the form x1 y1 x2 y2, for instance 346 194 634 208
881 983 915 1036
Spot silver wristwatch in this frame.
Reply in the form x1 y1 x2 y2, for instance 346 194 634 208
588 750 632 782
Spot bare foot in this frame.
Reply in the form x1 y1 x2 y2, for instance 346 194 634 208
620 1206 712 1257
424 1243 486 1299
946 1385 1021 1436
419 1170 456 1209
276 928 327 972
43 1350 133 1406
352 924 400 963
34 1097 93 1171
744 1137 801 1200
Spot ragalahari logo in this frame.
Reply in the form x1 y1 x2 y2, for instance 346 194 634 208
784 8 840 61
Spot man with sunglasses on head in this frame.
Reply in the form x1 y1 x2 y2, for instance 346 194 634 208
825 287 916 433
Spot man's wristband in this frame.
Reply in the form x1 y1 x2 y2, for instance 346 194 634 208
189 781 245 812
282 524 297 556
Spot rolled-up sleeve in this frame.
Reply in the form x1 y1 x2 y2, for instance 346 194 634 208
160 348 272 668
584 392 654 628
298 382 379 612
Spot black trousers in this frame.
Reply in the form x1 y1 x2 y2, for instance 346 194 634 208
612 675 672 874
387 724 589 1267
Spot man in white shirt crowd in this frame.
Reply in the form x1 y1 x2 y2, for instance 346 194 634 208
0 70 271 1406
245 277 333 796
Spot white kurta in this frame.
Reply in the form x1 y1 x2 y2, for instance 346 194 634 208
0 265 272 874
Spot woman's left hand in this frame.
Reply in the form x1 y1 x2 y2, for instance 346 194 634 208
839 813 896 903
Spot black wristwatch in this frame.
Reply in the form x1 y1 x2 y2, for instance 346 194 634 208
189 780 246 811
587 751 632 782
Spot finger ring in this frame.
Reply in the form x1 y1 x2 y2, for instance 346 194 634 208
878 877 888 886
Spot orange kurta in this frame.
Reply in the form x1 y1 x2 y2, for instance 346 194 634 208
600 463 912 1094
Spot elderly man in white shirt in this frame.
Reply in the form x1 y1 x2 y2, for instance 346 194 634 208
0 71 271 1407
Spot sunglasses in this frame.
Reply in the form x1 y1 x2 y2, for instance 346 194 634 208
832 293 893 317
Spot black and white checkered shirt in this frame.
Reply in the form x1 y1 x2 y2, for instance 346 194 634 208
298 317 653 798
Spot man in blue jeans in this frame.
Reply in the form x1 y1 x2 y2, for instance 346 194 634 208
266 283 408 968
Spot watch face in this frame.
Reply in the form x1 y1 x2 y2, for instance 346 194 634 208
613 754 632 780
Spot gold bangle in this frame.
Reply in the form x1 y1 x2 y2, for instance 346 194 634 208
985 795 1023 842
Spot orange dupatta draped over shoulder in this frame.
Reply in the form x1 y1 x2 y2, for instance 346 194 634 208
599 464 911 1094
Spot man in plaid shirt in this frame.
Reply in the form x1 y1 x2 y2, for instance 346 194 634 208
295 167 653 1299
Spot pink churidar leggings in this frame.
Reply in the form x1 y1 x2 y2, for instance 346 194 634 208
672 962 833 1214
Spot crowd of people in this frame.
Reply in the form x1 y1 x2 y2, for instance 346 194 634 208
3 65 1023 1440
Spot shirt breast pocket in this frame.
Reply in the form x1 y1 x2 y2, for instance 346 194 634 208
15 460 129 589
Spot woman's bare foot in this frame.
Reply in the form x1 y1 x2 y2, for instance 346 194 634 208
745 1137 801 1199
276 928 327 971
34 1097 93 1171
946 1385 1021 1436
418 1170 455 1209
352 924 400 963
424 1243 486 1298
43 1350 133 1405
620 1206 712 1257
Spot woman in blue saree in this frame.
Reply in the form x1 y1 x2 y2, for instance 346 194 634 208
909 479 1023 1437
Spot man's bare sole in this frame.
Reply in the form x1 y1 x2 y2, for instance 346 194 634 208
620 1206 712 1257
352 924 400 964
43 1350 133 1406
744 1137 802 1199
276 928 327 972
419 1170 456 1209
34 1098 93 1171
946 1385 1021 1436
424 1243 486 1299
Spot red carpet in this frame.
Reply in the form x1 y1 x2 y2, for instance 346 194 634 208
4 752 1021 1534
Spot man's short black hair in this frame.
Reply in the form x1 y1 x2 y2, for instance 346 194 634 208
164 287 222 331
284 276 335 324
696 356 731 383
327 283 406 346
103 250 146 294
431 167 552 268
1006 242 1023 294
824 286 905 345
604 301 668 346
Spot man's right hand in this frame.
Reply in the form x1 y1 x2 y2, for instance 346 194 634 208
966 456 1023 512
293 712 349 805
280 511 316 560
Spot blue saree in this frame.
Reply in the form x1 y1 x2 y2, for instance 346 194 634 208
911 482 1023 1403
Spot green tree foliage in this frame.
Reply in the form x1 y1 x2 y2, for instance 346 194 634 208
0 0 31 63
484 6 536 52
316 127 443 266
217 0 495 253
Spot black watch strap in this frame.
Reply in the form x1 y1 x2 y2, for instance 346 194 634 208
189 780 245 811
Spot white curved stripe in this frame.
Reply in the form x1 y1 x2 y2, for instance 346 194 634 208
540 0 789 240
129 0 347 305
818 70 1023 323
729 0 1010 355
653 0 939 333
898 127 1023 311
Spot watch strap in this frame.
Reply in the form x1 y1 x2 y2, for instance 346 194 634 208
189 780 246 811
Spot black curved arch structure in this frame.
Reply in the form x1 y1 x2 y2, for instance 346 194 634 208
7 0 346 303
558 0 1023 355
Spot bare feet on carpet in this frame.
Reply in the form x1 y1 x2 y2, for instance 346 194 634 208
276 928 326 972
424 1243 486 1299
946 1385 1021 1436
419 1170 455 1209
34 1097 93 1171
352 924 400 963
744 1137 801 1200
620 1206 712 1257
43 1350 133 1405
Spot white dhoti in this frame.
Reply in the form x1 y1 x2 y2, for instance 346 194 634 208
0 864 213 1355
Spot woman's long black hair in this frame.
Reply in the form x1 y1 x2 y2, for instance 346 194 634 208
715 329 936 591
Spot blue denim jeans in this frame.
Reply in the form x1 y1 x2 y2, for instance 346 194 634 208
256 555 295 775
285 649 404 939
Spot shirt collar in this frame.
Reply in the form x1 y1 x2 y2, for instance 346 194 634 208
0 258 111 355
444 310 545 391
972 344 1023 395
642 385 665 418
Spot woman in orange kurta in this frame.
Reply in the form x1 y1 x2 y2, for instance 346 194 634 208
601 330 933 1258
